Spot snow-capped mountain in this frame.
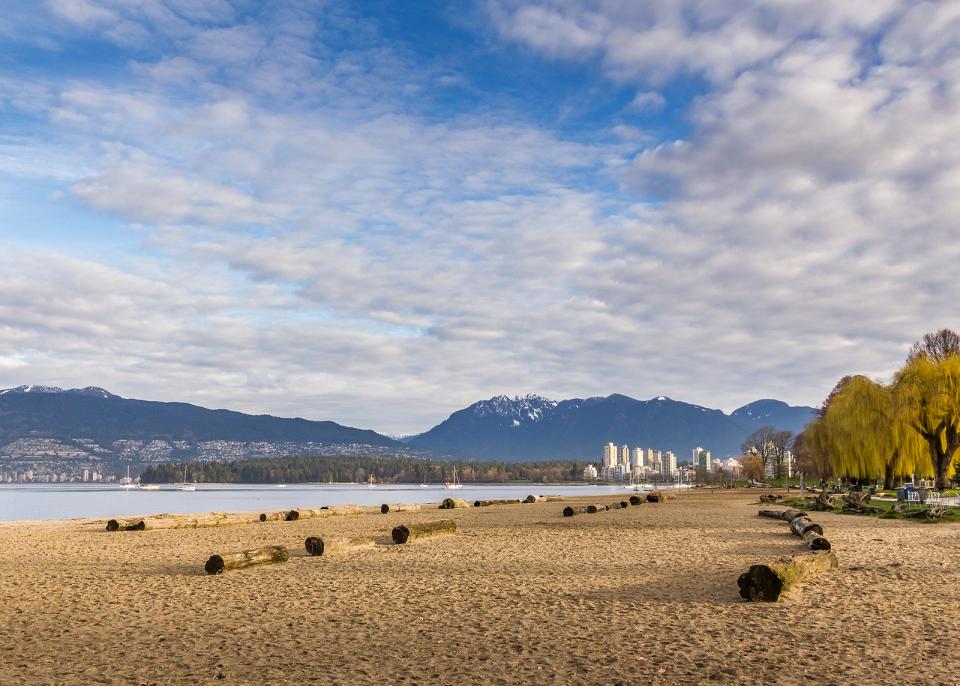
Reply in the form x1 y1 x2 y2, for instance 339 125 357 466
408 393 816 460
0 385 118 398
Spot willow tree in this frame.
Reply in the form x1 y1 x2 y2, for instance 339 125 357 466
893 354 960 490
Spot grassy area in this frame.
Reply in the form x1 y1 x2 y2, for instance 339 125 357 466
772 495 960 524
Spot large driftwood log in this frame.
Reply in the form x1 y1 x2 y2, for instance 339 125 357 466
380 503 422 514
757 508 807 522
646 490 667 503
285 505 363 521
304 535 377 556
259 511 288 522
107 512 250 531
524 495 564 503
737 551 838 601
759 493 783 502
563 505 590 517
204 545 289 575
801 529 832 551
391 519 457 544
586 504 607 513
439 498 469 510
628 495 643 506
474 499 522 507
788 516 824 537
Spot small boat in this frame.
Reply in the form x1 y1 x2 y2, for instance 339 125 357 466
119 464 137 490
176 465 196 491
444 467 463 490
276 484 287 488
419 483 429 488
138 484 160 491
367 474 376 488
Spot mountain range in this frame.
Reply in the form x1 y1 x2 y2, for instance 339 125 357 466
406 394 816 460
0 385 815 463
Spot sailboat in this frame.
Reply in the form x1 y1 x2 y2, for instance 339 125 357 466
119 464 137 490
444 467 463 490
176 465 196 491
367 474 376 488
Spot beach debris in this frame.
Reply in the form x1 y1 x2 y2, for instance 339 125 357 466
285 505 363 521
628 495 643 506
474 499 523 507
895 505 954 520
841 491 883 514
562 505 590 517
391 519 457 544
737 551 838 601
759 494 783 502
524 495 564 503
106 512 251 531
204 545 289 575
380 503 422 514
439 497 469 509
259 511 288 522
586 504 607 513
304 535 376 556
758 508 831 552
646 490 668 503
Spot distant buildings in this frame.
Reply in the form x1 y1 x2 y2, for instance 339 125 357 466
592 443 678 481
582 464 598 480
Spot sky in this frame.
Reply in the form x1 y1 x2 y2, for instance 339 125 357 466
1 1 959 435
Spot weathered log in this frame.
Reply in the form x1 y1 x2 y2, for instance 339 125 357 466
788 516 824 537
737 551 838 601
628 495 643 506
619 500 629 509
759 493 783 502
391 519 456 544
107 512 251 531
380 503 422 514
586 504 606 513
646 490 667 503
524 495 564 503
304 535 377 556
285 505 363 521
204 545 289 575
473 499 523 507
801 529 831 551
757 508 808 522
439 498 469 510
524 494 540 503
563 505 590 517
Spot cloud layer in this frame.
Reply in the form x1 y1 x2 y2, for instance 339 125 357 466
1 1 958 433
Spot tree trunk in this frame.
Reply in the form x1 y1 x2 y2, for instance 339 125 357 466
439 498 469 509
788 516 823 537
205 545 289 575
391 519 456 544
474 499 522 507
737 551 838 601
106 513 250 531
801 529 831 551
285 505 363 521
757 508 807 522
259 511 288 522
563 505 589 517
380 503 422 514
646 490 667 503
304 535 376 556
586 504 606 513
628 495 643 506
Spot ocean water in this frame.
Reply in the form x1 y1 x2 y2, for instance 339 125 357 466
0 483 673 521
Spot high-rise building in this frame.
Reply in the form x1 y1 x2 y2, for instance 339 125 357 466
602 442 617 468
619 444 630 469
631 447 643 470
693 447 711 476
662 451 677 477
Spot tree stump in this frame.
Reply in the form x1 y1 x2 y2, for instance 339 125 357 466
737 551 838 601
391 519 456 544
204 545 289 575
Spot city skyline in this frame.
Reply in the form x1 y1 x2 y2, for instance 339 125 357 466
3 2 958 433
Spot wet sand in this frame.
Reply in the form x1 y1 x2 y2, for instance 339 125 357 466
1 491 958 685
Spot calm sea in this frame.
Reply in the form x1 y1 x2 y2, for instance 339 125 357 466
0 483 668 521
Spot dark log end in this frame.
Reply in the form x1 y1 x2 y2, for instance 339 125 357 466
620 501 629 509
810 536 831 552
285 510 299 521
381 504 390 514
304 536 325 556
259 513 267 522
474 501 482 507
392 525 411 545
563 506 576 517
106 519 119 532
586 505 601 513
525 495 537 503
205 555 225 575
629 495 642 506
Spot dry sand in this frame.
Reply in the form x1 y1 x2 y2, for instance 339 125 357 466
1 491 959 685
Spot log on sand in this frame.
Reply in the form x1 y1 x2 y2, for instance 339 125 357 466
646 490 668 503
285 505 363 521
474 499 523 507
759 509 831 551
205 545 289 575
107 512 250 532
304 535 377 556
628 495 644 506
788 516 823 537
586 504 606 514
524 495 564 503
563 505 590 517
439 498 469 510
259 511 288 522
391 519 456 544
737 551 838 601
757 508 807 523
380 503 422 514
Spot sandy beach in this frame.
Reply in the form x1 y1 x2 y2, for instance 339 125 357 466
1 491 958 685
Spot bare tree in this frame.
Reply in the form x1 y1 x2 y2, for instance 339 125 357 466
769 430 794 479
907 328 960 363
741 426 777 476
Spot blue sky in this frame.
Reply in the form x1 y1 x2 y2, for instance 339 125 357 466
1 1 959 433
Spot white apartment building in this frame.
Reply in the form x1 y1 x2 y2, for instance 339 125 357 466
583 464 598 480
661 451 678 477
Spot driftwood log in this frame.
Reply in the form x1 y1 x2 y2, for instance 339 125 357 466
586 504 607 513
391 519 457 544
788 516 823 537
380 503 422 514
737 551 838 601
759 509 831 552
204 545 289 575
439 498 469 510
474 499 522 507
285 505 363 521
259 511 288 522
646 490 667 503
524 495 564 503
628 495 643 506
107 512 250 532
563 505 590 517
758 508 807 522
759 494 783 502
304 535 377 556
